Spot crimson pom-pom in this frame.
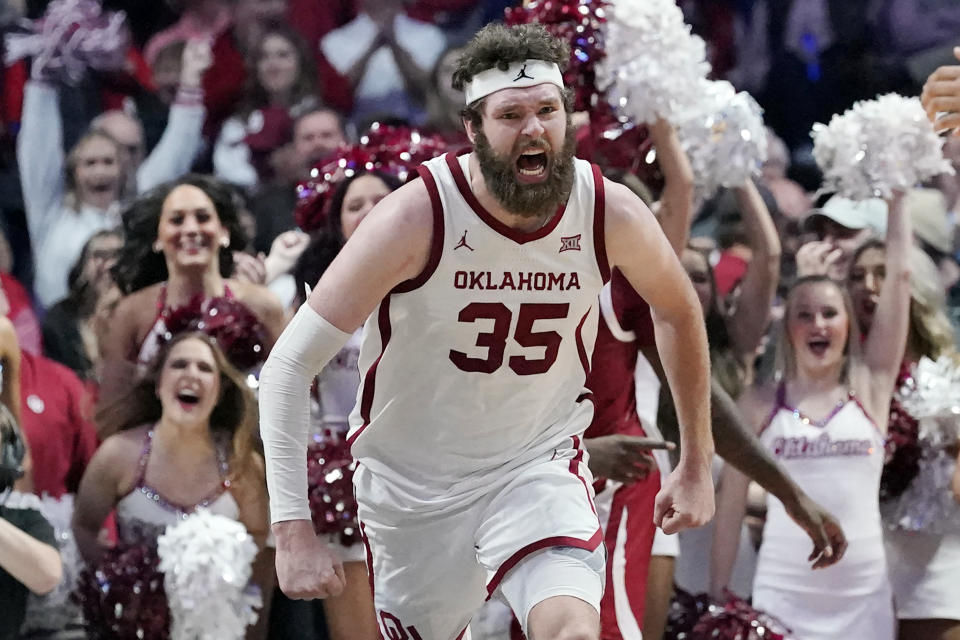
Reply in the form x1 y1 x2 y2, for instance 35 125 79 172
4 0 129 85
880 365 922 501
295 123 449 233
161 296 268 371
691 590 793 640
504 0 609 112
72 542 169 640
307 435 360 547
665 586 713 639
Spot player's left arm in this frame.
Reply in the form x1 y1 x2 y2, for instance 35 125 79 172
604 179 715 532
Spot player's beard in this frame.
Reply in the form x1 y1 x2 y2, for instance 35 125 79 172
473 122 577 220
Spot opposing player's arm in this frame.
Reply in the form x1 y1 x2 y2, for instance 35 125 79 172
604 179 714 532
605 180 712 465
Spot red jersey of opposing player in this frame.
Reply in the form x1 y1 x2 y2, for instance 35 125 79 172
588 268 659 640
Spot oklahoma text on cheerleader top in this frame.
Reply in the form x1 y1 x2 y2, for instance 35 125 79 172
756 383 888 594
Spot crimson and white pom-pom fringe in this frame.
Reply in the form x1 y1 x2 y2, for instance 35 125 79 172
4 0 128 85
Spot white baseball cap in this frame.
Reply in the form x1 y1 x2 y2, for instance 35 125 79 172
803 195 888 236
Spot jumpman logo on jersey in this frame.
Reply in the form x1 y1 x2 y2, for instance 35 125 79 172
454 230 474 251
513 64 534 82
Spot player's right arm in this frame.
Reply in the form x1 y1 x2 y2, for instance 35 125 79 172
259 176 433 599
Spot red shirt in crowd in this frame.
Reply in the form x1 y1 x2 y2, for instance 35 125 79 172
19 350 99 497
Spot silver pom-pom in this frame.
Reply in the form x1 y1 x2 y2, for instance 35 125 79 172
157 510 262 640
675 79 768 199
812 93 954 200
596 0 710 124
883 356 960 533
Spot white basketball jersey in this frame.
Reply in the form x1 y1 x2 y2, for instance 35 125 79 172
347 151 610 504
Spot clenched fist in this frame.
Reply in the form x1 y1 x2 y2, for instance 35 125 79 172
273 519 346 599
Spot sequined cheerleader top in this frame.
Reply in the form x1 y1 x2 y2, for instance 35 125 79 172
115 428 239 545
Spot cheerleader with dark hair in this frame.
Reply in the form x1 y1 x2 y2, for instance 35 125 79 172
97 174 286 421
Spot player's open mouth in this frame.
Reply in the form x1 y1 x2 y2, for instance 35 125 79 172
516 149 548 178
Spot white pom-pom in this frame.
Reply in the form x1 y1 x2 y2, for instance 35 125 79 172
674 79 768 199
812 93 954 200
157 510 262 640
596 0 710 124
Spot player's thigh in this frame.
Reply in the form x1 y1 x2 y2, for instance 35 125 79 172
477 446 605 635
356 470 488 640
499 545 605 639
527 594 600 640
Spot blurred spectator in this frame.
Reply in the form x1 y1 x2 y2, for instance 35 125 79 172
173 0 290 142
320 0 446 127
799 195 887 279
249 107 347 253
287 0 357 116
0 268 41 356
16 345 98 499
1 484 62 640
97 39 212 193
17 112 122 309
143 0 231 68
213 25 319 188
425 45 469 140
0 312 63 635
730 0 910 153
42 230 122 382
873 0 960 84
18 38 209 308
904 188 959 293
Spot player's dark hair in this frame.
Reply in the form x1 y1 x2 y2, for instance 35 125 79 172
452 23 573 130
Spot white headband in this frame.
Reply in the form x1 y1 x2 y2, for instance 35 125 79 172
463 59 564 104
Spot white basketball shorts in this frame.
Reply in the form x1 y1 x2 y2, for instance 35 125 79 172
355 435 606 640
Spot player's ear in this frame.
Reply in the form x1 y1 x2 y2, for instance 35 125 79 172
464 118 477 144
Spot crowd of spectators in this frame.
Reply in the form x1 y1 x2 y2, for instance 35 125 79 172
0 1 958 639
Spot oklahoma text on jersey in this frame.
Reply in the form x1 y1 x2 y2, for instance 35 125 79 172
453 270 582 291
